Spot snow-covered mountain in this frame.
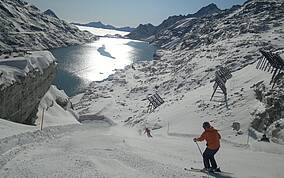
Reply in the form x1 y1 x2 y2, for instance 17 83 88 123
127 3 221 40
128 1 283 50
0 0 97 52
72 21 135 32
147 0 284 51
126 23 157 40
188 3 221 18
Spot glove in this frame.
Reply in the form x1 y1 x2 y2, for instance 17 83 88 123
193 138 197 142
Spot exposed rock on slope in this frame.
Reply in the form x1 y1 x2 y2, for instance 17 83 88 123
0 0 97 52
252 76 284 142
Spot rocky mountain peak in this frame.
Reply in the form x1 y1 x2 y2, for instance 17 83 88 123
191 3 221 18
127 23 157 40
43 9 59 19
87 21 108 28
137 23 155 28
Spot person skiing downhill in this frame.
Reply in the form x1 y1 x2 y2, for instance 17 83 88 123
144 127 153 137
193 122 221 172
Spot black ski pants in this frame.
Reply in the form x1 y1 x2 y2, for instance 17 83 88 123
203 147 219 169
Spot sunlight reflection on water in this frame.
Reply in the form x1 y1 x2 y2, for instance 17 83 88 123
51 37 156 96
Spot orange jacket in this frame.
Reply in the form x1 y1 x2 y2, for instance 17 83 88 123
196 127 221 150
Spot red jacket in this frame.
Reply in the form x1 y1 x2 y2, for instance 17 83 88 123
196 127 221 150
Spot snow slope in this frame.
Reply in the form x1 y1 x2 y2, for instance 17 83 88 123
0 122 283 178
0 118 36 139
36 85 80 127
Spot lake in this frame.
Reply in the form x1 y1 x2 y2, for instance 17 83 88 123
50 37 157 96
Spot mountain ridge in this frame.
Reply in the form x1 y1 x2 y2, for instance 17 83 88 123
72 21 135 32
127 0 283 52
127 3 221 40
0 0 97 52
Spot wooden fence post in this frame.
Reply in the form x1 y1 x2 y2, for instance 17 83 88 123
40 108 44 131
246 129 250 145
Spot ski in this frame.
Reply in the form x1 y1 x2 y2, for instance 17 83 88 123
184 167 233 175
184 167 210 173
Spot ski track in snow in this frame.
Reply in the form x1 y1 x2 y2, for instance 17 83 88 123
0 123 195 178
0 121 284 178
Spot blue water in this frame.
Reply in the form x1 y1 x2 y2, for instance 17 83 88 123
50 37 156 96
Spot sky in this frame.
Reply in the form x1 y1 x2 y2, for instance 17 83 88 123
26 0 247 27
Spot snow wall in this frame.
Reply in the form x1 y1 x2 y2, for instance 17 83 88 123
0 51 56 124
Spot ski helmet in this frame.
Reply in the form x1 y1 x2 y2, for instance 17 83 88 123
203 122 210 129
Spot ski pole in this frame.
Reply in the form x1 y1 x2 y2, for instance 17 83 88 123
195 141 203 157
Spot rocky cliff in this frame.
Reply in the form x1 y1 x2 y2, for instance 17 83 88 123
0 51 56 124
252 75 284 142
0 0 97 52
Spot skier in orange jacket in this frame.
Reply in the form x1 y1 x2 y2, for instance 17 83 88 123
194 122 221 172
